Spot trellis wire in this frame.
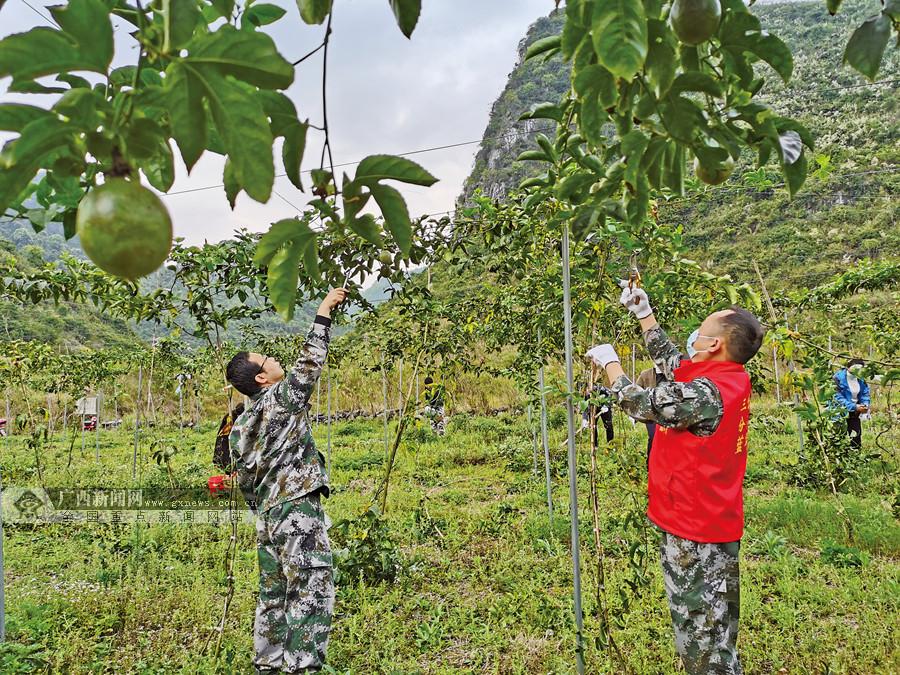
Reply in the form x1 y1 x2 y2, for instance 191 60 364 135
561 222 586 674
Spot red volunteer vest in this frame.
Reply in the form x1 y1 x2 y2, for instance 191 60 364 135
647 359 751 543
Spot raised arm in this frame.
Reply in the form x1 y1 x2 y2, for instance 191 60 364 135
278 288 347 411
611 376 723 434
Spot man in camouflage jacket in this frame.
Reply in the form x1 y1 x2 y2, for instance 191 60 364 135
587 281 764 675
226 288 347 674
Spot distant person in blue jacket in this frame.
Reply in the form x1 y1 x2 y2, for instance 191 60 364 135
834 358 870 449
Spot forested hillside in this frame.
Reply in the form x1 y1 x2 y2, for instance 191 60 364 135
460 0 898 290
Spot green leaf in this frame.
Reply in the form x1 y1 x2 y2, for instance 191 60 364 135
49 0 114 71
781 149 807 197
555 172 594 203
341 174 370 220
590 0 648 81
645 19 676 98
660 96 705 142
525 35 562 61
185 66 274 202
574 64 616 146
1 116 74 167
210 0 235 19
53 87 102 129
258 92 308 190
268 243 302 321
254 217 314 266
187 26 294 90
164 62 207 171
0 168 36 216
0 29 105 84
370 183 412 255
671 72 723 98
141 139 175 192
242 3 287 28
124 117 166 161
223 158 241 208
517 149 551 162
750 34 793 84
162 0 200 49
826 0 843 15
0 104 53 132
843 13 891 81
354 155 438 186
519 102 564 122
389 0 421 38
297 0 332 25
348 214 383 246
621 129 650 188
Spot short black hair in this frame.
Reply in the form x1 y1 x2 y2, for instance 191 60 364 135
719 307 764 364
226 351 262 397
847 358 865 368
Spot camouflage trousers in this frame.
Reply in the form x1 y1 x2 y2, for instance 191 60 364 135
423 404 446 435
659 531 742 675
255 491 335 674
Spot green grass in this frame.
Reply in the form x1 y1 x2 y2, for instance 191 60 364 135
0 407 897 673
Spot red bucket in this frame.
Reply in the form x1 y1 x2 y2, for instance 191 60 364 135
208 475 227 497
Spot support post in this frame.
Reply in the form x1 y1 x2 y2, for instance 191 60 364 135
561 223 585 674
0 467 5 642
326 368 333 478
316 378 321 428
47 394 53 435
773 345 781 404
527 404 538 476
539 364 553 525
95 390 102 461
133 365 142 481
382 354 389 458
398 358 403 415
4 394 11 452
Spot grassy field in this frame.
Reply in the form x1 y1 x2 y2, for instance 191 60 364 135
0 400 897 674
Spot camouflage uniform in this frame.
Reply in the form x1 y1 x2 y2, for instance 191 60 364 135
611 325 741 675
423 382 446 435
230 317 334 674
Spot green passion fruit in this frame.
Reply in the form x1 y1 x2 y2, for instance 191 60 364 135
670 0 722 46
76 179 173 280
693 156 735 185
378 251 393 266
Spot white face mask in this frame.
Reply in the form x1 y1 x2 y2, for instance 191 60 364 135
687 329 700 358
687 328 717 358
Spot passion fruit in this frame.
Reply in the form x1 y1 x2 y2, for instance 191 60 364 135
378 251 393 266
670 0 721 46
693 156 735 185
76 179 173 280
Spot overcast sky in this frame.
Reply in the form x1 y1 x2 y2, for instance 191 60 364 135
1 0 554 245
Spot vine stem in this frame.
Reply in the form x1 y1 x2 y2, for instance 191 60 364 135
587 365 625 669
319 11 336 179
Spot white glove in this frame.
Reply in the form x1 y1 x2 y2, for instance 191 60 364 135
618 279 653 319
585 344 620 368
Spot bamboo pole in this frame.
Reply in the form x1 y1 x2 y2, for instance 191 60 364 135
95 390 102 461
561 223 585 674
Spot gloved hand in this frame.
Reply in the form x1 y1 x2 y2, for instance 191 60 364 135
618 279 653 319
585 344 620 368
